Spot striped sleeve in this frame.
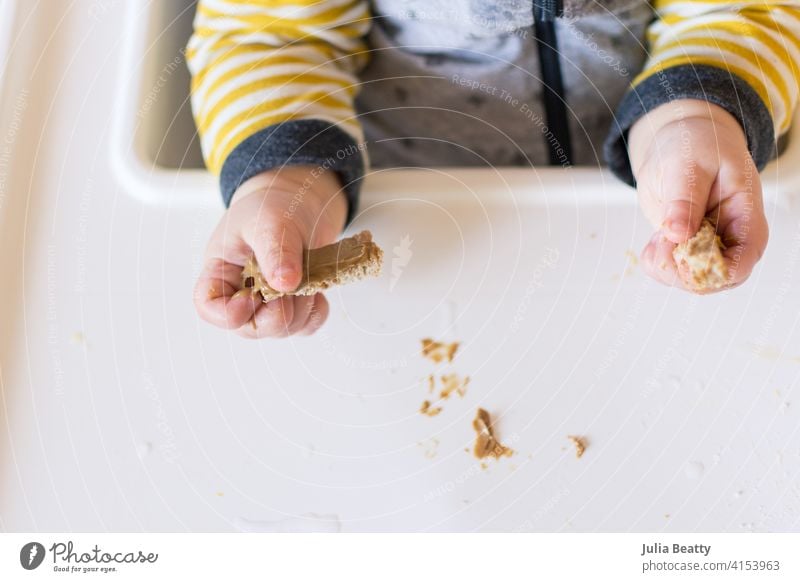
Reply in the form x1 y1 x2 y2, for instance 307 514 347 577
186 0 371 213
605 1 800 185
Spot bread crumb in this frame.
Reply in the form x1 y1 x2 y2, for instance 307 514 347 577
567 435 588 458
673 218 728 290
439 374 469 399
445 342 459 362
419 400 442 417
418 438 439 459
623 250 639 276
421 338 460 363
472 408 513 459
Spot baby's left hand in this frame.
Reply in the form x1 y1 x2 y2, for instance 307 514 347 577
628 99 769 293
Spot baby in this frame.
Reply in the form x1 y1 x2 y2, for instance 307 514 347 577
187 0 798 338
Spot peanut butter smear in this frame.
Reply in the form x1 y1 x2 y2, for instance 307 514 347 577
673 219 728 291
472 408 513 460
235 231 383 302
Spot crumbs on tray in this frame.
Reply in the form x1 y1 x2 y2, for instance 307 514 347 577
419 400 442 417
418 338 467 416
418 374 469 417
439 373 469 400
421 338 460 363
472 408 513 460
567 435 588 458
415 338 590 464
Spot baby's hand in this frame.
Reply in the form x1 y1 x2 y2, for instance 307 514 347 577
628 99 769 292
194 166 348 337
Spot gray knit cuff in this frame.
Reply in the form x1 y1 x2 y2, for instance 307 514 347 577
219 119 365 225
603 64 775 186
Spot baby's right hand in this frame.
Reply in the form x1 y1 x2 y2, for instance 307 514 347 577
194 166 348 338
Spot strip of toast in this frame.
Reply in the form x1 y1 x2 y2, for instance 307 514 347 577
235 230 383 302
673 218 728 291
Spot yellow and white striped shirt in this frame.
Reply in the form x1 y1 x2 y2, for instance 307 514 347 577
187 0 371 177
642 0 800 135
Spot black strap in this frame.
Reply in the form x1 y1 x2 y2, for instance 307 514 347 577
532 1 572 166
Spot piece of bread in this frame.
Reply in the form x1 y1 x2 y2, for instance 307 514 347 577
567 435 587 459
672 218 728 291
420 338 460 363
472 408 513 460
236 230 383 302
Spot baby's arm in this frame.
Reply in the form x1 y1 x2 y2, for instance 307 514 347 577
605 1 800 292
186 0 371 336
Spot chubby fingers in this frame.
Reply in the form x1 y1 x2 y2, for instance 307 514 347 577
244 216 305 294
640 231 687 289
194 258 261 329
640 230 732 294
717 193 769 286
658 160 717 245
235 293 330 339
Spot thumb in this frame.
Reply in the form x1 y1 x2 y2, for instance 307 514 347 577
249 220 305 293
659 166 715 244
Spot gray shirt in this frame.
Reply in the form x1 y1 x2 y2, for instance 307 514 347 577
356 0 652 168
